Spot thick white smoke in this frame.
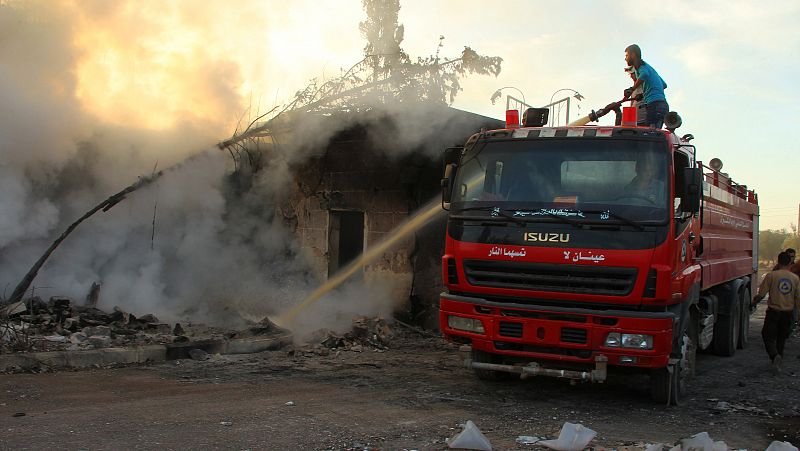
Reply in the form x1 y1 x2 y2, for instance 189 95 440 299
0 2 315 326
0 2 488 335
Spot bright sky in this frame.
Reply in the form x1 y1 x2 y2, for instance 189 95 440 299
62 0 799 230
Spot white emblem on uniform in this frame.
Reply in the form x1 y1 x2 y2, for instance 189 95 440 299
778 278 793 295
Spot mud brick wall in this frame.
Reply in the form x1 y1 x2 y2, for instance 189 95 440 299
287 135 421 310
281 109 504 328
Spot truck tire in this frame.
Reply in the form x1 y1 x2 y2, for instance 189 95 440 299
651 324 695 405
471 349 510 381
650 366 678 405
713 298 740 357
737 287 751 349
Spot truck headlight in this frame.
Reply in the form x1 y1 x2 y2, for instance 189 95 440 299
621 334 653 350
604 333 653 350
447 316 485 334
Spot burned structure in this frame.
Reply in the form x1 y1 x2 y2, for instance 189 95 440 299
276 107 502 328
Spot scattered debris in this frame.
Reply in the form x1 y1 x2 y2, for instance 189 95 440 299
189 349 211 361
515 435 542 445
446 420 491 451
83 325 111 337
538 422 596 451
0 301 26 317
711 399 769 416
230 316 289 339
304 316 394 353
0 298 288 356
87 336 112 348
393 318 438 338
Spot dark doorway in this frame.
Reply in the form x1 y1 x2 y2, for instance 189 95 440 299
328 211 365 277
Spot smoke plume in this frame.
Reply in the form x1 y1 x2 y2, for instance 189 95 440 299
0 1 313 326
0 1 490 335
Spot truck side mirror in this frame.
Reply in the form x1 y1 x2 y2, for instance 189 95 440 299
441 147 463 207
680 167 702 214
441 163 457 205
443 146 463 166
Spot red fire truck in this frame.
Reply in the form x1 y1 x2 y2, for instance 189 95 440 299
439 105 759 404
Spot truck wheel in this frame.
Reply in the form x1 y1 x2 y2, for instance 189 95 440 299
713 299 740 357
471 349 509 381
737 287 751 349
651 326 695 405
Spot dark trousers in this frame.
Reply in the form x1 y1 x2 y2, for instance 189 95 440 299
645 100 669 129
762 308 793 360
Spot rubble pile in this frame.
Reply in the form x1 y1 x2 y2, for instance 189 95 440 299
0 296 248 353
302 316 394 354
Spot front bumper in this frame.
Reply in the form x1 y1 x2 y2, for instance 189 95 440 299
440 293 675 369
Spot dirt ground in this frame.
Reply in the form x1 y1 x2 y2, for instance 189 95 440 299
2 303 799 451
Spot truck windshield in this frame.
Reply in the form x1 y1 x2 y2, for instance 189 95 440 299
451 138 669 223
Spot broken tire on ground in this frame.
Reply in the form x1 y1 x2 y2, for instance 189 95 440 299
471 349 511 381
737 287 751 350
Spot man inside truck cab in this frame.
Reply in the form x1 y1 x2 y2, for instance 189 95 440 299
621 157 665 205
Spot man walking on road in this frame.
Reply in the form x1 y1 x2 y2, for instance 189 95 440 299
753 251 800 373
624 44 668 129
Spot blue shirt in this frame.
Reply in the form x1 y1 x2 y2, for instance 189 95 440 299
635 61 667 104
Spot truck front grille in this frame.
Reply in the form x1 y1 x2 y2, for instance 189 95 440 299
560 327 587 344
499 322 523 338
463 260 637 296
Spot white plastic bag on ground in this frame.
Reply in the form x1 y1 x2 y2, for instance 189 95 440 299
766 441 799 451
446 420 492 451
538 422 596 451
678 432 728 451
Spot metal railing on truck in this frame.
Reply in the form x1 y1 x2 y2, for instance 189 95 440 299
699 161 758 204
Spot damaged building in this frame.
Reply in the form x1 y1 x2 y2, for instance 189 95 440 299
273 106 502 328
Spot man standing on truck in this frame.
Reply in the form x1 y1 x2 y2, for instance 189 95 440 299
753 251 800 373
623 44 668 129
625 66 647 126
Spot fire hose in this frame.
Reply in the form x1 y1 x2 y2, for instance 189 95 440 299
569 93 642 126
